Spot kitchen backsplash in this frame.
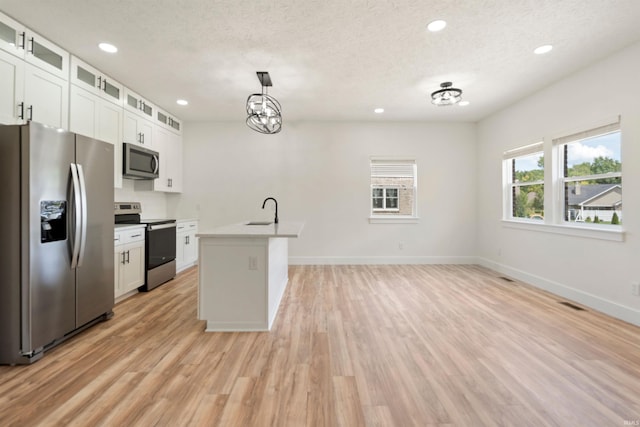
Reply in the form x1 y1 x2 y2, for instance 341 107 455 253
115 180 168 219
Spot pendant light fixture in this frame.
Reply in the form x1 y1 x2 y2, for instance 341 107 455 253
431 81 463 106
246 71 282 134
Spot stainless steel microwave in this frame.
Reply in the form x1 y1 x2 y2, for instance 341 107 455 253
122 143 159 180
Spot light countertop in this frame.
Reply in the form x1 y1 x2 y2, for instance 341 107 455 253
197 221 304 238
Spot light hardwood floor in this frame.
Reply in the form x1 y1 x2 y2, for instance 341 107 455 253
1 264 640 426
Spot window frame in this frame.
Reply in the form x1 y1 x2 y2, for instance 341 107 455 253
372 186 400 212
554 124 622 227
503 142 545 222
501 117 624 241
369 158 418 223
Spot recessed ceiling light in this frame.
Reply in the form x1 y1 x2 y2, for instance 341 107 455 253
427 20 447 32
458 101 470 106
176 99 189 106
534 44 553 55
374 108 384 114
98 42 118 53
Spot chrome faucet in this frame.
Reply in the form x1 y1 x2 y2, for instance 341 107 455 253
262 197 278 224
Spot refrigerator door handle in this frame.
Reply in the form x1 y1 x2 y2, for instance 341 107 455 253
70 163 82 268
76 164 88 267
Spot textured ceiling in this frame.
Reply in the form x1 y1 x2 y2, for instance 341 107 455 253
2 0 640 123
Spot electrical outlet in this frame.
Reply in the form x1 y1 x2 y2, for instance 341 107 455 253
249 256 258 270
632 282 640 296
398 242 404 250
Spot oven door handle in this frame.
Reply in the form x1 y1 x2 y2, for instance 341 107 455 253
148 223 176 231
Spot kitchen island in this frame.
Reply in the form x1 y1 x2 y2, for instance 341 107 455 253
196 221 304 331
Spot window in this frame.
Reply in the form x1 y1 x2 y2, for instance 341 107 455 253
555 122 622 225
372 187 399 211
370 159 417 219
503 143 544 221
502 117 623 240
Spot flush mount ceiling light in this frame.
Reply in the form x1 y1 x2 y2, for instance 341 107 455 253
98 42 118 53
431 81 463 106
427 19 447 32
246 71 282 134
534 44 553 55
176 99 188 106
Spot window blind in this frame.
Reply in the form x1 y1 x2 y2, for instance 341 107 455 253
552 119 620 146
503 142 543 159
370 161 416 178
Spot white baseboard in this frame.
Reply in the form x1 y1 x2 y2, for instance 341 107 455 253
478 257 640 327
289 256 478 265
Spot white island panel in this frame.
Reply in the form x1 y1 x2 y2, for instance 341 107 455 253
197 221 303 332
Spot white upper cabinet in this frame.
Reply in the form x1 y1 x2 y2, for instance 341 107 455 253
24 29 68 80
70 56 123 105
69 84 123 188
0 49 24 124
23 62 68 128
0 11 24 58
124 87 155 120
155 107 182 135
0 11 69 128
69 56 124 187
0 12 69 80
123 109 154 148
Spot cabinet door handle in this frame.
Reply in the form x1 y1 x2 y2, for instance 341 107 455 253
131 233 141 238
137 132 143 144
18 32 26 49
18 102 24 120
185 235 189 245
97 76 102 90
121 252 126 264
27 37 34 54
125 250 130 264
27 105 33 121
102 78 107 91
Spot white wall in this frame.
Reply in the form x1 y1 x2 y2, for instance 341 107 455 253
170 121 477 264
476 40 640 325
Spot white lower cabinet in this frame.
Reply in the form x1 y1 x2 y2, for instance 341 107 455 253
114 227 145 300
176 220 198 273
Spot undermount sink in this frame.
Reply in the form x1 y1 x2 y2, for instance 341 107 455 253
246 221 273 226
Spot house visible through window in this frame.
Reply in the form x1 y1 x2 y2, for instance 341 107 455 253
556 123 621 225
503 143 544 221
370 159 417 218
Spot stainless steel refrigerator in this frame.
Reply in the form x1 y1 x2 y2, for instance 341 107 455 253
0 122 114 365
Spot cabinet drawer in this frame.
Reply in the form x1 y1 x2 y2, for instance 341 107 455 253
177 220 198 232
115 227 145 245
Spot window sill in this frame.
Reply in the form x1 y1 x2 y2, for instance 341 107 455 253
369 216 420 224
501 219 625 242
